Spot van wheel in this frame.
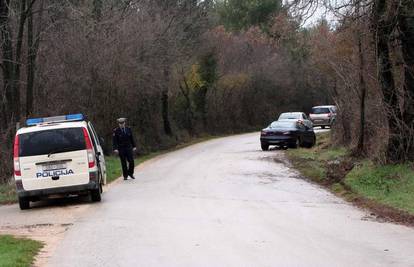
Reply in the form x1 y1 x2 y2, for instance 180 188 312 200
18 197 30 210
91 188 101 202
91 171 103 202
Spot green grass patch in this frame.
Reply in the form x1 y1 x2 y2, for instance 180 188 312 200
0 235 43 267
287 132 414 216
345 161 414 214
286 132 347 182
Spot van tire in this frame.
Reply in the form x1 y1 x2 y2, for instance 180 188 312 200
18 197 30 210
91 188 101 202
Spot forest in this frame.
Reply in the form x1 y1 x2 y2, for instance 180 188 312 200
0 0 413 183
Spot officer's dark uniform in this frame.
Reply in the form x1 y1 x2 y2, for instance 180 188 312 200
112 126 136 179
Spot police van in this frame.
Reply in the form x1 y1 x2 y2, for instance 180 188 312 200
13 114 107 210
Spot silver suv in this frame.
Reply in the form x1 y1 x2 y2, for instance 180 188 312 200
309 106 337 129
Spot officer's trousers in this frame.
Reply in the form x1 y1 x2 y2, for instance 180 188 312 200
119 149 134 178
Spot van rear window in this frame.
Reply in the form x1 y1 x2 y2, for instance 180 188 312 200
19 127 86 157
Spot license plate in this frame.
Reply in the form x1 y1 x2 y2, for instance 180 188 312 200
41 163 67 171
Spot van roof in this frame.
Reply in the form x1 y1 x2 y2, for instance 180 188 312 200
17 121 88 135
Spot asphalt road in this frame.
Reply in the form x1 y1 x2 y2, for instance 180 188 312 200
47 133 414 267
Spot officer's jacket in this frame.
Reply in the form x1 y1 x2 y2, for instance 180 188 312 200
112 127 136 150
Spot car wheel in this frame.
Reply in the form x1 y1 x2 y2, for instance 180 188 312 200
311 136 316 147
261 143 269 151
299 137 305 147
289 138 300 149
18 197 30 210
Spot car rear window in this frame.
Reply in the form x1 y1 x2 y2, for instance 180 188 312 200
270 121 297 129
312 108 331 114
278 113 301 120
19 127 86 157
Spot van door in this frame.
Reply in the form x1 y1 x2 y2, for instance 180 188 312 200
88 122 106 185
18 127 90 191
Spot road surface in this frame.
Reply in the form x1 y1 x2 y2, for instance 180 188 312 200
41 133 414 266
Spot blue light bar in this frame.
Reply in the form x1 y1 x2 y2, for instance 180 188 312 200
66 114 84 121
26 118 44 126
26 114 85 126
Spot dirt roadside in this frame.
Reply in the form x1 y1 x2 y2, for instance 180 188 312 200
0 198 92 266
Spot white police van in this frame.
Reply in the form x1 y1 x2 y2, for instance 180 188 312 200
13 114 107 210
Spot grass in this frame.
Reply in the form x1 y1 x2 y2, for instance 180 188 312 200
345 161 414 214
286 131 414 216
0 235 43 267
0 183 17 205
286 132 347 182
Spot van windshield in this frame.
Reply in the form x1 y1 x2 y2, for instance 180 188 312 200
19 127 86 157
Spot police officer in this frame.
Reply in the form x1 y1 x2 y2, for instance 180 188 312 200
113 118 137 180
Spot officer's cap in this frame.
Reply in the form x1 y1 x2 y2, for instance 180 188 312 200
117 118 127 123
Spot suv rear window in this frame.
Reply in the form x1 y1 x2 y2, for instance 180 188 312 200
312 108 331 114
19 127 86 157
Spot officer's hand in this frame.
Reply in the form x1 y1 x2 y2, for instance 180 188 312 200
133 147 137 152
114 149 119 155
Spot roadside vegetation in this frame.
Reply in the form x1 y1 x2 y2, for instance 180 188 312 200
287 132 414 222
0 183 17 205
0 235 43 267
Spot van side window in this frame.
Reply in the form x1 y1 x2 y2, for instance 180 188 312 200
88 123 100 146
87 125 98 150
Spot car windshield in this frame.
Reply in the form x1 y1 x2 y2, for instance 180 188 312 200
312 107 331 114
278 113 301 120
19 127 86 157
269 121 297 129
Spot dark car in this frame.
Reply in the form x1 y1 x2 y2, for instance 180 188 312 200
260 121 316 151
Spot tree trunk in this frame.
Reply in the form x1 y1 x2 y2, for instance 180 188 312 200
0 0 14 125
162 68 172 136
373 0 401 161
162 88 172 136
356 4 366 154
12 0 29 122
398 0 414 159
180 77 194 134
26 3 34 116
